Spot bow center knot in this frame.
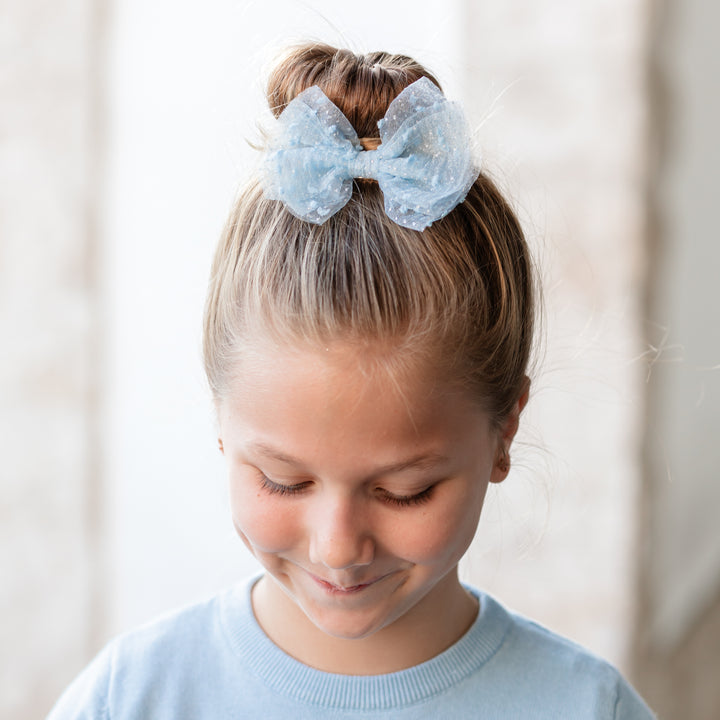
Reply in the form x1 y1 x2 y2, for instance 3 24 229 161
348 149 380 180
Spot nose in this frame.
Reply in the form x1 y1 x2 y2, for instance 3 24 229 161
308 492 375 570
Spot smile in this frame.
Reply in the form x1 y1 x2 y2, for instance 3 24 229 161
308 571 393 595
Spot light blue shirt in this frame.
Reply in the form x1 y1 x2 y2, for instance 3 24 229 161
48 576 655 719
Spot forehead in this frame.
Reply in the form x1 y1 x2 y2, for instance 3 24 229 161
219 339 491 472
226 337 451 414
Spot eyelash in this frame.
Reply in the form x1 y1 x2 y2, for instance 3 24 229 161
258 475 309 496
380 486 435 507
257 475 436 507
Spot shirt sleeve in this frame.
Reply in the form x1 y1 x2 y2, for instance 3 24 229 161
46 644 113 720
614 677 656 720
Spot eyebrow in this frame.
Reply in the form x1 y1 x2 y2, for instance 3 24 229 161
246 441 450 476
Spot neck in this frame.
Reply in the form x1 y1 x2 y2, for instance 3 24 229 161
251 570 478 675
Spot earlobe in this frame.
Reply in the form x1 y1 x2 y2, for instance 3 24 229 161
490 447 511 483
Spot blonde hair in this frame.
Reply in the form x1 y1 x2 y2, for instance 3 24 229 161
204 43 534 427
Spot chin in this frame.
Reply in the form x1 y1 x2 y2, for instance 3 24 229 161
304 606 392 641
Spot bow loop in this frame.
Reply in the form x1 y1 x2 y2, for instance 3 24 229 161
262 77 478 230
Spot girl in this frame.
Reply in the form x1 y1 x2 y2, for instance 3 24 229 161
49 43 655 718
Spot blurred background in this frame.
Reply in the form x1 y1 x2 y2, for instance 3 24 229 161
1 0 719 717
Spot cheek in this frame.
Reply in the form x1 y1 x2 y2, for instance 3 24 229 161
387 492 485 565
228 481 300 553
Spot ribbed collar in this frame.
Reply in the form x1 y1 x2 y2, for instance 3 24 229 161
219 575 511 711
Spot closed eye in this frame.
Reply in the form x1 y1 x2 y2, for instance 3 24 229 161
379 485 436 507
258 473 437 507
258 475 310 496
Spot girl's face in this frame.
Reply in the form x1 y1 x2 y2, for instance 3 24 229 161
218 340 517 657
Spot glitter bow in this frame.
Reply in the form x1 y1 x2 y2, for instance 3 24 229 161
261 77 478 230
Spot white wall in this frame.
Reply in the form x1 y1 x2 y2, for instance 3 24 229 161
1 1 99 716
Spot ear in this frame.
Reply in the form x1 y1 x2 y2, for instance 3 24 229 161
490 376 530 484
218 437 225 455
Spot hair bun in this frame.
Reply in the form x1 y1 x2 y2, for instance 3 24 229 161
266 43 441 138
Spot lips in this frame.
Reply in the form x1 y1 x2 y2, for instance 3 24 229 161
308 571 392 594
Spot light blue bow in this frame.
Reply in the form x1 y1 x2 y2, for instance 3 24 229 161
261 77 478 230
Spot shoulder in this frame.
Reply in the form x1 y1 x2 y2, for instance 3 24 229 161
46 586 244 720
501 603 619 677
108 589 227 661
472 592 655 719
